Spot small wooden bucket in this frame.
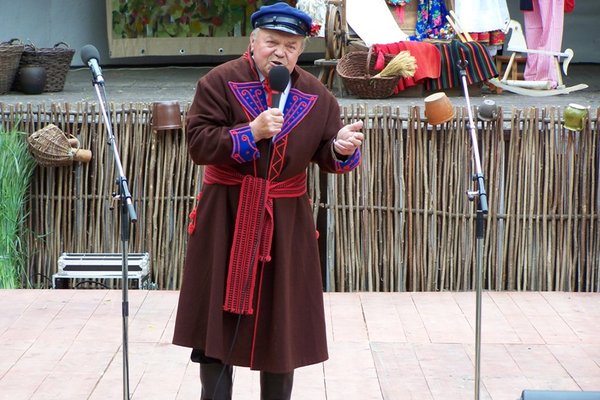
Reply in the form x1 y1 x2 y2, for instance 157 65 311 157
424 92 455 125
152 101 182 131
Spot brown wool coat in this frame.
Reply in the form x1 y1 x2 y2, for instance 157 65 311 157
172 54 360 373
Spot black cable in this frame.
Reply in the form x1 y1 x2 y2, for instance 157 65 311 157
74 280 110 289
211 140 273 399
30 272 53 289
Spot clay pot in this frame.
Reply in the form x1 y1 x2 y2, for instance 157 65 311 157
424 92 455 125
18 66 47 95
477 99 498 121
72 149 92 163
152 101 182 131
563 103 588 131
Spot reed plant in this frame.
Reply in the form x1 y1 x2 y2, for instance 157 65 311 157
0 123 35 288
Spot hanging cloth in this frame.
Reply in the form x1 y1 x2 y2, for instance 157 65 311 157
410 0 450 41
523 0 565 87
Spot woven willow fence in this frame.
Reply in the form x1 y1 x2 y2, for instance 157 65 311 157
1 102 598 292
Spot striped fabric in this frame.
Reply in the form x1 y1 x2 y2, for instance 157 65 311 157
426 40 498 91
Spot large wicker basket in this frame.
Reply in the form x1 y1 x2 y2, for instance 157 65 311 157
0 39 24 94
14 42 75 92
336 50 399 99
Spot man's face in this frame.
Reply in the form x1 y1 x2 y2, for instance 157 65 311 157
250 28 304 77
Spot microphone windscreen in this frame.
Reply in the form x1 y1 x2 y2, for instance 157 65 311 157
80 44 101 65
268 66 290 93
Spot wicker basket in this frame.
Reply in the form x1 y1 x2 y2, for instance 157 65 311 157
336 50 399 99
14 42 75 92
0 39 24 94
27 124 92 167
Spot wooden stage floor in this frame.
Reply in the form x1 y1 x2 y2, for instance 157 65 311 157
1 290 599 400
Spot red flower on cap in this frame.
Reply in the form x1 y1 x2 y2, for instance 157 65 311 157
310 23 321 37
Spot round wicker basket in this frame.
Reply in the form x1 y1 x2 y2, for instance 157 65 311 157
336 50 399 99
27 124 92 167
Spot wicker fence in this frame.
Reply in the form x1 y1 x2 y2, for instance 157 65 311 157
1 102 598 292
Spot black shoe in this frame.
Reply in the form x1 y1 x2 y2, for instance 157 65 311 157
260 371 294 400
200 362 233 400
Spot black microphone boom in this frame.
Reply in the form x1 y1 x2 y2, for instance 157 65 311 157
80 44 105 84
268 65 289 110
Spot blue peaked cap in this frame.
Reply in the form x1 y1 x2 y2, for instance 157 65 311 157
251 2 312 37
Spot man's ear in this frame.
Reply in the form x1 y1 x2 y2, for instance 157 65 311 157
249 31 257 54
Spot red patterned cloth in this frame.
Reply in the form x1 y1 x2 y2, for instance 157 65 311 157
372 41 441 93
203 165 308 315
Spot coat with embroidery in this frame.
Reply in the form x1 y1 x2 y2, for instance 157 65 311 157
172 53 361 373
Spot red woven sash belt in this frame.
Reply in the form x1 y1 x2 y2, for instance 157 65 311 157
203 165 307 315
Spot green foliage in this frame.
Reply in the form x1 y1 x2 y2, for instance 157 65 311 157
110 0 295 39
0 124 36 289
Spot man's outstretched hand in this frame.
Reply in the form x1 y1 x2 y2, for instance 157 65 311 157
333 121 364 156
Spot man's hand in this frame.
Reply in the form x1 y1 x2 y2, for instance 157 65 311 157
333 121 364 156
249 109 284 142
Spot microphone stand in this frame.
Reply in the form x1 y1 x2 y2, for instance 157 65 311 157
457 60 488 400
90 75 138 400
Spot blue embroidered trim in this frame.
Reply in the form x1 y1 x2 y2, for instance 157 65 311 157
230 126 258 163
228 81 265 163
229 81 267 120
229 83 319 143
335 149 361 173
228 83 319 162
274 88 318 143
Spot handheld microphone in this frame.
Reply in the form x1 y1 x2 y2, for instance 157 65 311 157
80 44 105 84
268 65 289 110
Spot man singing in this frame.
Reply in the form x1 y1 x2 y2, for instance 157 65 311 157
173 3 364 399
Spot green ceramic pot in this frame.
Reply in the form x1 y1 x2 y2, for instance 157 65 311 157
564 103 588 131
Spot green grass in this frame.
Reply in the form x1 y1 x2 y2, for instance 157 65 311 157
0 123 36 289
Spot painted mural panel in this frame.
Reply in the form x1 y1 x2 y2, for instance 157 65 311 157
107 0 299 57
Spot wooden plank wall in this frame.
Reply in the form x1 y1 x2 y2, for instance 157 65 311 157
1 103 598 292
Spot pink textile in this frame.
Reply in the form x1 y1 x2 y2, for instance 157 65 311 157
523 0 564 88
